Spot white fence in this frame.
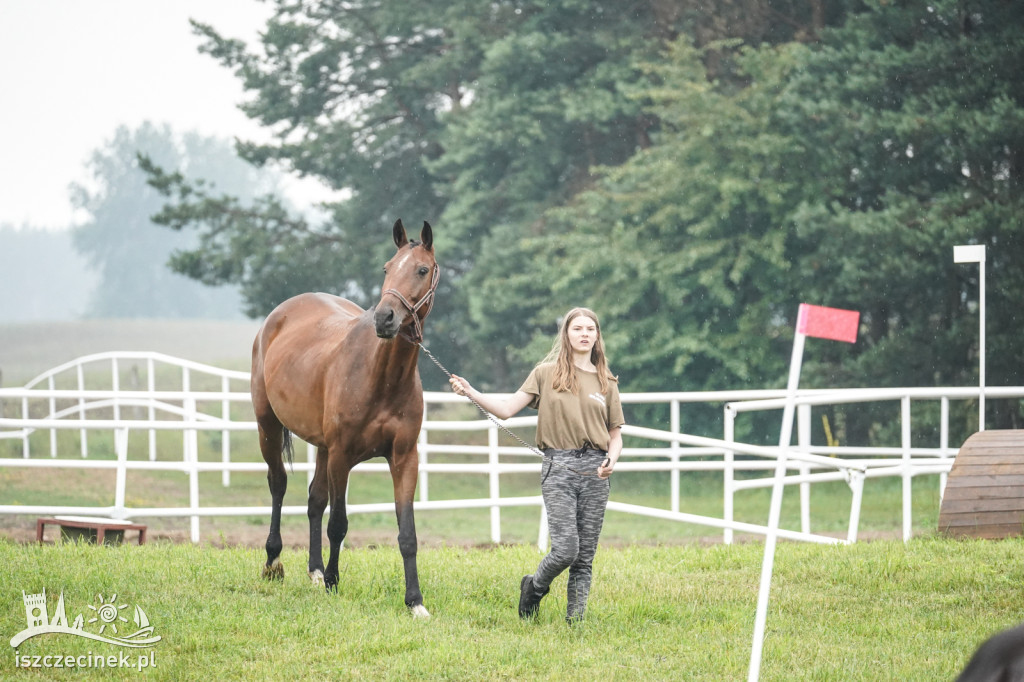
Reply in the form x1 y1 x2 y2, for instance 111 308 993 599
1 351 1020 546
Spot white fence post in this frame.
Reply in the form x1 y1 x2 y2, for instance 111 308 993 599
77 363 87 458
670 399 680 514
147 357 157 461
419 400 429 502
184 386 201 543
48 375 57 457
489 425 500 544
114 428 129 519
221 375 231 487
798 403 812 535
901 396 912 542
846 471 864 543
21 389 29 458
723 405 736 545
112 357 121 422
939 396 950 499
307 442 316 488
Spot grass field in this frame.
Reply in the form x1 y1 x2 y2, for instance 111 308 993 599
2 537 1021 680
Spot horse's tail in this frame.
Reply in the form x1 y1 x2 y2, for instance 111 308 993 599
282 427 295 469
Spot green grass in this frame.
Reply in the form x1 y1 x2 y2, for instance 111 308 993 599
1 536 1019 680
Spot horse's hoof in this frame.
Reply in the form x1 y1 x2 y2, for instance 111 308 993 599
409 604 431 620
261 557 284 581
308 569 325 586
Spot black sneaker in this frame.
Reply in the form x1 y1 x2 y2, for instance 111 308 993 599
518 575 547 618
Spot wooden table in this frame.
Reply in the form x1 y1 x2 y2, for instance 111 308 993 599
36 516 148 545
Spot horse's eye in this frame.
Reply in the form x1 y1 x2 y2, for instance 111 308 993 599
418 266 429 276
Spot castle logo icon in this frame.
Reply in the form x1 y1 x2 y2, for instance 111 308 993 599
10 589 161 649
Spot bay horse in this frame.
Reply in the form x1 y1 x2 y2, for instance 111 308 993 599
251 219 438 618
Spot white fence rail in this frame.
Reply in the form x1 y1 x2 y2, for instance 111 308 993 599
1 352 1020 545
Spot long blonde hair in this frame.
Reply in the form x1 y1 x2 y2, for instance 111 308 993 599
541 307 616 394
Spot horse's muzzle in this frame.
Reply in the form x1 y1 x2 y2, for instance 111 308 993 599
374 305 402 339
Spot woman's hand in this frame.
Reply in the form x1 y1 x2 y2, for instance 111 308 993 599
449 374 471 397
599 427 622 479
449 378 531 421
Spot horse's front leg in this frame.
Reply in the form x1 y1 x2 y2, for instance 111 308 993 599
390 449 430 619
323 456 350 592
307 445 329 585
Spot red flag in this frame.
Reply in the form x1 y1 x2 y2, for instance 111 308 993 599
797 304 859 343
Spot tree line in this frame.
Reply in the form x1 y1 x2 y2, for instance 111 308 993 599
141 0 1024 439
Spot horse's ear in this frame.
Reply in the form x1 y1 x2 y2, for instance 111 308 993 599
420 221 433 251
393 219 408 248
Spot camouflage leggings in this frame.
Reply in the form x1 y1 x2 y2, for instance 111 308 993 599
532 447 610 620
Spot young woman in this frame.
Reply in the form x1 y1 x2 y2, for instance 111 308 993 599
449 307 625 622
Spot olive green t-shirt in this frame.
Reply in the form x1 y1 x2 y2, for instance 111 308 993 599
519 362 625 451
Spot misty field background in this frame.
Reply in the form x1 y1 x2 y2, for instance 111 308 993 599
0 319 260 384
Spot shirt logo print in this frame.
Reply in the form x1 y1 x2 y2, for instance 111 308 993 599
588 392 606 407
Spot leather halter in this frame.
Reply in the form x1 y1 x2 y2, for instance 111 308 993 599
380 262 440 344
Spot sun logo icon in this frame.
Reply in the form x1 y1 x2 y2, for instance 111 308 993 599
87 593 129 635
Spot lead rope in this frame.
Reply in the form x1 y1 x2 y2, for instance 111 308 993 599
417 343 599 477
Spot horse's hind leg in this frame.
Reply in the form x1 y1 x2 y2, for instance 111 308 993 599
307 445 329 585
323 453 351 592
259 420 288 580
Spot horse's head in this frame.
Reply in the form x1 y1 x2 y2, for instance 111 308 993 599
375 219 439 342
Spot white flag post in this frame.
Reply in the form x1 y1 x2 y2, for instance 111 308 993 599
748 304 859 682
953 244 986 432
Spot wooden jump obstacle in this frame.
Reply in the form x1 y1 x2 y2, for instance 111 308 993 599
939 430 1024 539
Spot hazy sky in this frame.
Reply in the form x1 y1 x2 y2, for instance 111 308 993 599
0 0 330 230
